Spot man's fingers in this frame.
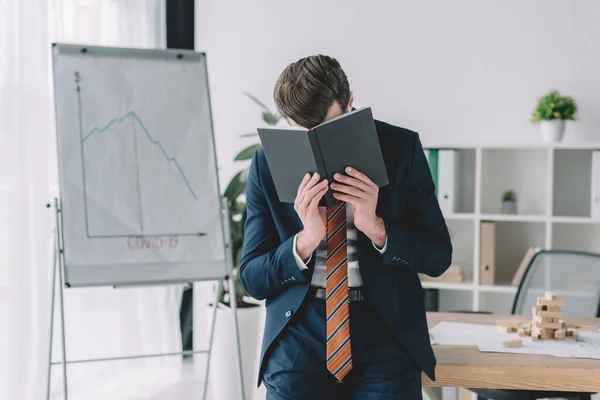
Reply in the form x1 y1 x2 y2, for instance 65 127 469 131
302 179 328 209
333 192 360 204
296 173 320 208
334 173 371 193
345 167 378 189
309 186 328 209
331 183 367 198
297 173 311 197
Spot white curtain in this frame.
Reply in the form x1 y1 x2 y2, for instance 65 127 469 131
0 1 184 399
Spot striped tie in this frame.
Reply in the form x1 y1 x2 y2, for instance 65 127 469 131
325 203 352 381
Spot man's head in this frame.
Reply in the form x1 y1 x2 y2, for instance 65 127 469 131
273 55 353 128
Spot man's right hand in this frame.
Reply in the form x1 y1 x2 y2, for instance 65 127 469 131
294 173 328 262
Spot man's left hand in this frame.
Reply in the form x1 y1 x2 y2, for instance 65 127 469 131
331 167 386 248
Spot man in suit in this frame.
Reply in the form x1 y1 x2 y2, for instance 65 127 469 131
240 54 452 399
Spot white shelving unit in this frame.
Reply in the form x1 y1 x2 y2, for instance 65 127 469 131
423 143 600 314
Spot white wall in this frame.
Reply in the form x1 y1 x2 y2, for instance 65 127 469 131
196 0 600 184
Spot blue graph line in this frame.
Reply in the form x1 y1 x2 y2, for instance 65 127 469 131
82 111 198 200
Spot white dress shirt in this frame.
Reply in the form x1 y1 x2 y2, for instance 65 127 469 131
292 203 387 288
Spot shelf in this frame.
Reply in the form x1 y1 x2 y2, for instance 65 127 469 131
553 223 600 252
526 287 598 300
445 213 476 220
552 216 600 224
478 284 518 294
480 214 546 222
424 142 600 150
481 148 548 215
421 281 474 291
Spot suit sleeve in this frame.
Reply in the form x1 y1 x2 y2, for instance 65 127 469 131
380 133 453 277
239 152 310 300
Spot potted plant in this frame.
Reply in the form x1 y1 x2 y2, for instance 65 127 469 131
501 190 517 214
531 89 578 143
207 93 280 400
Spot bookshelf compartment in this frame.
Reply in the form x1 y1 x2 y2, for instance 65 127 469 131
553 223 600 253
479 292 514 314
553 149 593 218
447 219 474 283
425 148 476 215
481 221 546 286
438 290 473 313
481 149 548 216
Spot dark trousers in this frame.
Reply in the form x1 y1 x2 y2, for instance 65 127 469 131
262 291 423 400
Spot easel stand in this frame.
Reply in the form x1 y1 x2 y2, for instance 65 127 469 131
46 198 245 400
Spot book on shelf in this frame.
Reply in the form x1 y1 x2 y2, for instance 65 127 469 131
437 150 460 215
424 149 439 196
257 107 389 207
420 264 465 283
424 148 459 214
511 246 542 286
480 221 496 285
592 151 600 218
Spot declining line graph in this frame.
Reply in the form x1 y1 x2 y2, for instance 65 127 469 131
82 111 199 200
75 71 204 238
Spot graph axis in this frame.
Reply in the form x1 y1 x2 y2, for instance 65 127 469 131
75 70 206 239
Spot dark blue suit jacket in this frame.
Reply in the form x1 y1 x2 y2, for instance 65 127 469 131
240 119 452 386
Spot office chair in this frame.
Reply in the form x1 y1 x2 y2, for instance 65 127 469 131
472 250 600 400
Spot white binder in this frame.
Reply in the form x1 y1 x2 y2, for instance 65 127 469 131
438 150 459 215
591 151 600 218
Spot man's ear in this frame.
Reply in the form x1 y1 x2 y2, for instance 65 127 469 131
347 91 354 112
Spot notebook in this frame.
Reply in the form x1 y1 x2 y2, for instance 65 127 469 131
257 107 389 207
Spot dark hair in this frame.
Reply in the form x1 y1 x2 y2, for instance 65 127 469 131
273 55 350 128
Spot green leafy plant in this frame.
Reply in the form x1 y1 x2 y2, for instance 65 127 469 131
502 190 516 202
531 90 578 123
221 93 281 307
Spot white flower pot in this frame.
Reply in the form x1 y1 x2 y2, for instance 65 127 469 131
540 120 566 143
501 200 517 215
205 301 265 400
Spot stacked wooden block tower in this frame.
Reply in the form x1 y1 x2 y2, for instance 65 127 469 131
498 291 585 347
527 291 575 341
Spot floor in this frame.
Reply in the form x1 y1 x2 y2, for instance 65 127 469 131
147 357 209 400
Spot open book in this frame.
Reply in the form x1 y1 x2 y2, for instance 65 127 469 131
257 107 389 207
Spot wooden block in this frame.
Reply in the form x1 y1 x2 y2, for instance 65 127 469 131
537 298 566 307
496 320 521 329
525 328 532 336
503 339 523 348
545 291 556 300
539 322 563 330
554 329 566 339
534 315 556 324
532 334 540 341
518 328 526 337
548 306 561 312
573 331 580 340
566 329 574 337
538 311 562 318
575 325 598 332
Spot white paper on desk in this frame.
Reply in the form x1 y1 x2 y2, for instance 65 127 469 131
429 321 509 346
476 331 600 360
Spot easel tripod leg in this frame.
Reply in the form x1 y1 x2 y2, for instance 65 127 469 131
46 238 58 400
229 275 246 400
58 252 68 399
203 280 223 400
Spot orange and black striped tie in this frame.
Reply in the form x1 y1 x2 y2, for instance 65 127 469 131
325 202 352 380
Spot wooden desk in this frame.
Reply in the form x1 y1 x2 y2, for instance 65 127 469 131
423 312 600 392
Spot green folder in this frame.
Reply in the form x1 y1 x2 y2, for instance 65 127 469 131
426 149 439 197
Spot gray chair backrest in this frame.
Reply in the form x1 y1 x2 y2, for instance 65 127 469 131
512 250 600 318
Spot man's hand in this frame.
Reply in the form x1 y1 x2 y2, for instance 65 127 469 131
295 173 328 261
331 167 386 248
